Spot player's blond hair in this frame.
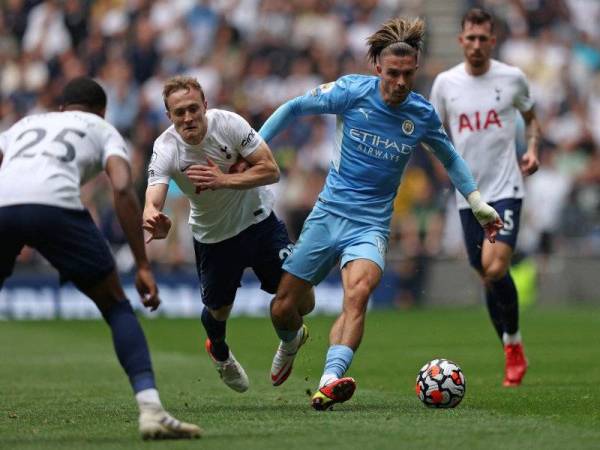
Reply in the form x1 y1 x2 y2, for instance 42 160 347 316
162 76 206 111
366 17 425 65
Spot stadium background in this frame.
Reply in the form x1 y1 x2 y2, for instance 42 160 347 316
1 0 599 319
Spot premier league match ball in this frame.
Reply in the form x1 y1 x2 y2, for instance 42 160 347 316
415 358 466 408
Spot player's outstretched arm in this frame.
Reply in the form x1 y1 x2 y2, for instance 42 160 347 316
422 110 503 243
259 99 301 142
442 149 503 242
259 79 349 142
143 184 171 242
519 108 540 176
105 155 160 311
437 150 503 243
185 142 279 191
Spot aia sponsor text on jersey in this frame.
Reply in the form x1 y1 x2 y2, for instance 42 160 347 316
458 109 502 133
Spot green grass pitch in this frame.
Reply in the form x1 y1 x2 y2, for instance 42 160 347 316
1 307 599 449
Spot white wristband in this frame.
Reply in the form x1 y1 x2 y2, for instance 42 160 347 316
467 191 483 211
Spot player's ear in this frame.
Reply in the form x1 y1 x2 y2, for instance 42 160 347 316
375 64 382 75
165 110 171 121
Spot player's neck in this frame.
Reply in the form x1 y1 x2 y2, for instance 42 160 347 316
465 59 491 77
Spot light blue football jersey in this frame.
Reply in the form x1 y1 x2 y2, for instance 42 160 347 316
260 74 477 231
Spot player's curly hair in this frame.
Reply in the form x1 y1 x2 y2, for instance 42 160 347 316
162 75 206 111
366 17 425 65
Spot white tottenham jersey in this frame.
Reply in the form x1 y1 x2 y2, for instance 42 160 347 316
430 59 534 209
148 108 274 244
0 111 129 210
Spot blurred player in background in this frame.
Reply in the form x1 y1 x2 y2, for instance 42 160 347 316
0 77 201 439
259 17 503 410
143 76 313 393
429 8 540 387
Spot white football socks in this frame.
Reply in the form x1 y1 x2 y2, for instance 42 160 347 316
502 331 522 345
319 374 338 389
136 388 162 410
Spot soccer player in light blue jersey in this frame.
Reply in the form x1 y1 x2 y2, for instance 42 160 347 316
260 17 504 410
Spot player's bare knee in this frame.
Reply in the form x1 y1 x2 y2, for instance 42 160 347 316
270 293 295 319
80 270 126 312
345 279 372 308
482 262 508 283
209 305 231 321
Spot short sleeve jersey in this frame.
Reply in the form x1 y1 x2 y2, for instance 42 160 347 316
430 59 534 209
0 111 129 209
148 109 273 243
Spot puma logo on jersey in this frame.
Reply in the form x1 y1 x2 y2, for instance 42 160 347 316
458 110 502 133
358 108 372 120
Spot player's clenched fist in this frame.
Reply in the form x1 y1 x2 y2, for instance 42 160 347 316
185 157 225 191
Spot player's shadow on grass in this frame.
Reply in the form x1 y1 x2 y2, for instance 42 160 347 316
195 402 418 415
196 403 314 414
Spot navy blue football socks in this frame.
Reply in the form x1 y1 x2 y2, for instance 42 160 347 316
275 327 300 343
201 307 229 361
485 288 504 339
485 272 519 340
102 300 155 393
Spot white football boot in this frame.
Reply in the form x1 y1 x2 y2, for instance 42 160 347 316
205 339 249 393
139 405 202 440
270 324 309 386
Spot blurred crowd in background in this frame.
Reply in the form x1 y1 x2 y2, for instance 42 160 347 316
1 0 599 306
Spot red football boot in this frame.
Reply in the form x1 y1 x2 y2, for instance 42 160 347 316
311 377 356 410
503 343 528 387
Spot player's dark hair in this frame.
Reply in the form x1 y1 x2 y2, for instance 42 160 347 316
366 17 425 65
61 76 107 112
461 8 495 33
163 76 206 111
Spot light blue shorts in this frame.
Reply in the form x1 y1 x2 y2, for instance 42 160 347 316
283 205 388 285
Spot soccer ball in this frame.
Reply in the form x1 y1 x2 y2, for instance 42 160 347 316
415 358 466 408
